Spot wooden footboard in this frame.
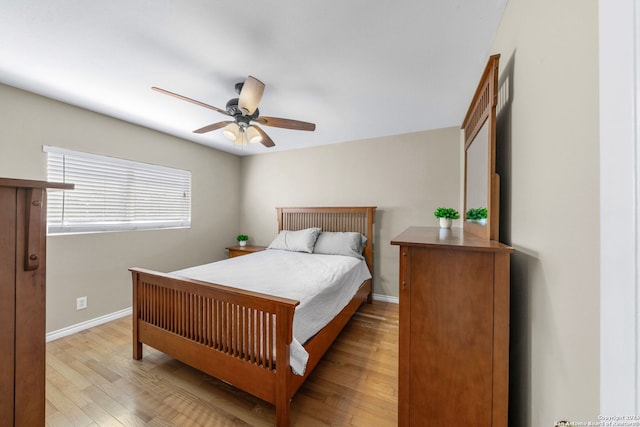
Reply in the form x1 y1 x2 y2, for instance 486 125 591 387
130 267 299 425
131 268 371 426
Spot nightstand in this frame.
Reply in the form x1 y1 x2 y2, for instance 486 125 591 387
226 245 267 258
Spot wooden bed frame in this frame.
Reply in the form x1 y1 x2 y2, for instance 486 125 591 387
130 206 376 426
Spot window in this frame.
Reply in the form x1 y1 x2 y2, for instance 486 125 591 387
44 146 191 234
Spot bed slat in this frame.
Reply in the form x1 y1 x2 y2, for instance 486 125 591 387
135 275 295 372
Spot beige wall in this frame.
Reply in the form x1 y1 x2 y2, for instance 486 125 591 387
0 84 241 332
490 0 600 425
239 127 461 298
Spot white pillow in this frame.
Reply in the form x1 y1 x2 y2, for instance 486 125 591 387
267 227 321 253
312 231 367 259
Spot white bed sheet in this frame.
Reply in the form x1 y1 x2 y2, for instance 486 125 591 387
170 248 372 375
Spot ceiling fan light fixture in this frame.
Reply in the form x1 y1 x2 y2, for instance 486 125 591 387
246 126 263 144
238 76 264 115
222 122 240 141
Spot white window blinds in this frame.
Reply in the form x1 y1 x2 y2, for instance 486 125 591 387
44 146 191 234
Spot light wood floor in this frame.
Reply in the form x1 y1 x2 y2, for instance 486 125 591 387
45 301 398 426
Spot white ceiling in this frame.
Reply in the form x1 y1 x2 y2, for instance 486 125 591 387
0 0 507 156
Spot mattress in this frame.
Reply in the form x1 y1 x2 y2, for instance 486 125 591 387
171 248 372 374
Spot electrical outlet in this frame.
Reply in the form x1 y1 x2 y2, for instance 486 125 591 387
76 296 87 310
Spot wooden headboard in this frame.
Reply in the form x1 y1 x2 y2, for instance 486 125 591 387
276 206 376 277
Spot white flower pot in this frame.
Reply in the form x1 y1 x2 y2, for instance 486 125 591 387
468 218 487 226
439 218 453 229
238 240 247 247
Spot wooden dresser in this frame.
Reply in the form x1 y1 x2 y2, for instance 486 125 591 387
0 178 72 426
391 226 513 426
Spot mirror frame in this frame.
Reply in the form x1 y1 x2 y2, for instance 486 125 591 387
462 54 500 241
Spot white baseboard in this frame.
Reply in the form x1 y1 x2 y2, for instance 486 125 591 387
372 293 399 304
46 307 132 342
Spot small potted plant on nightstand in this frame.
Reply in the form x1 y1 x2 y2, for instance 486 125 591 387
236 234 249 247
434 207 459 229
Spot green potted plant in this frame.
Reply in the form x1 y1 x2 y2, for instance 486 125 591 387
433 207 459 229
465 207 488 225
236 234 249 247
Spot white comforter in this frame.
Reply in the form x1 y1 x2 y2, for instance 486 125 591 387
171 249 372 375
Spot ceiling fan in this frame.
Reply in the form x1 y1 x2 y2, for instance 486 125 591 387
152 76 316 148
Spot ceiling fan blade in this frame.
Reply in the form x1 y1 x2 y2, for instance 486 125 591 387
152 86 229 116
193 121 233 134
253 125 275 148
254 116 316 131
238 76 265 116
